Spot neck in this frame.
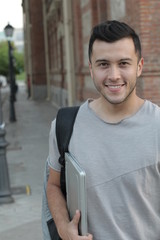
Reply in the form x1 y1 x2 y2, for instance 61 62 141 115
90 95 144 123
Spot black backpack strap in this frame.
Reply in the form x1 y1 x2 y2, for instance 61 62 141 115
56 106 80 197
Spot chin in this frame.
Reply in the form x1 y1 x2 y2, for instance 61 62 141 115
103 96 126 105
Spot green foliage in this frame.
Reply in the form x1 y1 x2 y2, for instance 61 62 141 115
0 41 24 77
14 50 24 75
0 41 9 76
16 71 25 81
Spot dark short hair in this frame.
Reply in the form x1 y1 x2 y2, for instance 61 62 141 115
88 20 141 62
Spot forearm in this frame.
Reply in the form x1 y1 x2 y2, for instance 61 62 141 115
47 168 93 240
47 183 70 238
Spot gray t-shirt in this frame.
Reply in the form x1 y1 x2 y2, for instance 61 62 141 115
48 100 160 240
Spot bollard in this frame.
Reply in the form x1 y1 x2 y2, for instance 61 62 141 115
0 126 14 204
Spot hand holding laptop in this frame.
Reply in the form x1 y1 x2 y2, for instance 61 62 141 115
65 153 88 236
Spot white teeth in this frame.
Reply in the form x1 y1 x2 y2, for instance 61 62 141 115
108 85 121 89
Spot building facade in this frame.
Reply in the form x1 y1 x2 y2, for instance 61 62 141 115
22 0 160 106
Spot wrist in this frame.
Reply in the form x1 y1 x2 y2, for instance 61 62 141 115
57 219 70 239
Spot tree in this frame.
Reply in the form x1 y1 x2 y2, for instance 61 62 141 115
14 50 24 75
0 41 8 76
0 41 24 77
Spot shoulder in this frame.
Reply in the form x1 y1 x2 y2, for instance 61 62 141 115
145 101 160 133
144 100 160 116
49 119 56 138
73 100 91 119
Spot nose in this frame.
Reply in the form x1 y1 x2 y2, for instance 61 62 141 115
108 66 120 81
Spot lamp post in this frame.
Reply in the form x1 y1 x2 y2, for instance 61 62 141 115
0 24 14 203
0 110 13 204
4 23 16 122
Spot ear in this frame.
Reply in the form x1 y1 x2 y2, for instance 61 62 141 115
137 57 144 77
89 61 93 79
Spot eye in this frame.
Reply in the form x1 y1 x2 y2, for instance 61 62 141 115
119 61 130 67
99 62 109 68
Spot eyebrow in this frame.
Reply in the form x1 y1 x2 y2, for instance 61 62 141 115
95 58 133 64
119 58 132 62
95 59 109 64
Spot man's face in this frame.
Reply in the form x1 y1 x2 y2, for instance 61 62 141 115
89 38 143 105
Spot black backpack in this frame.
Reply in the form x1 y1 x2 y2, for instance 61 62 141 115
42 106 80 240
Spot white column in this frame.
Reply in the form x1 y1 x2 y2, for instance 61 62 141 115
24 0 33 98
42 0 50 100
63 0 76 106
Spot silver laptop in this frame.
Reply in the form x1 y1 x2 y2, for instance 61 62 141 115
65 152 88 236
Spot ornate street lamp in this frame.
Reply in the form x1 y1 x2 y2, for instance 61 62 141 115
4 23 14 38
4 23 17 122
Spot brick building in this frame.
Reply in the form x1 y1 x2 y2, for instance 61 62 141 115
22 0 160 106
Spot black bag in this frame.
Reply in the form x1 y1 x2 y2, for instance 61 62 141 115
42 106 79 240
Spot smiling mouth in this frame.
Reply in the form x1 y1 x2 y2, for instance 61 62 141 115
105 84 125 89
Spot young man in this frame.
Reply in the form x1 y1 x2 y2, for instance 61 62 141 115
47 20 160 239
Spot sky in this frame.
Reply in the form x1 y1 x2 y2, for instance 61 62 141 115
0 0 23 32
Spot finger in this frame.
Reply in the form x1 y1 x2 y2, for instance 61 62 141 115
72 209 81 226
80 234 93 240
88 233 93 239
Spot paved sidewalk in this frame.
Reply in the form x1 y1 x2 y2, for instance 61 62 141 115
0 83 58 239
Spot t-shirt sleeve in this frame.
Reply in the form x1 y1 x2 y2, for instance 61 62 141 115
48 119 61 172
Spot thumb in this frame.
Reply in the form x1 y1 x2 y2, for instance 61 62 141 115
72 210 81 226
